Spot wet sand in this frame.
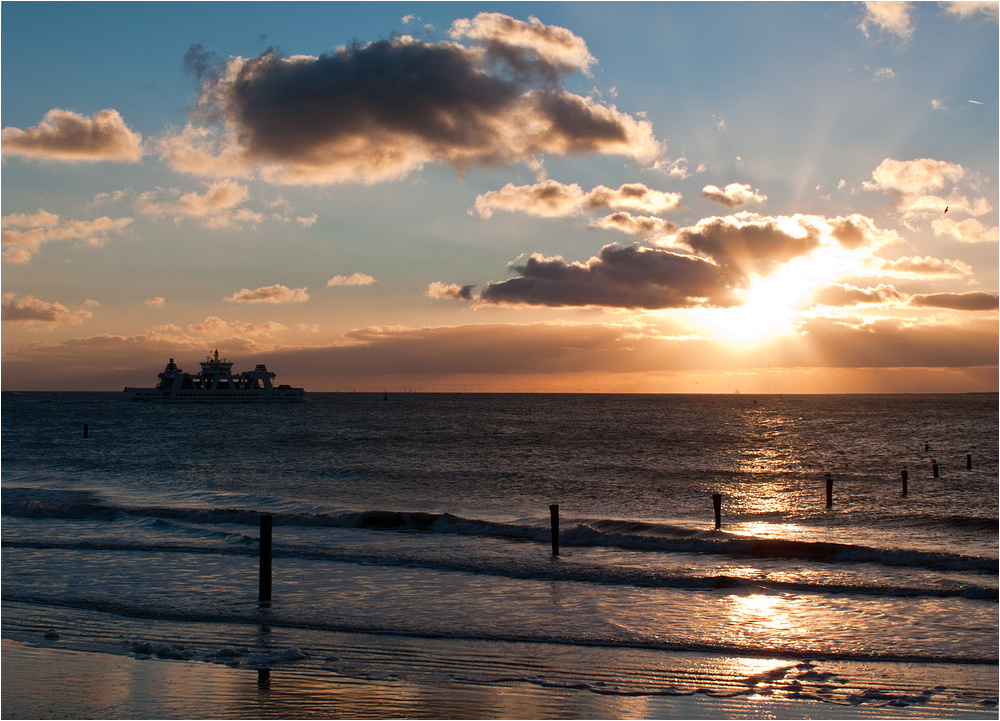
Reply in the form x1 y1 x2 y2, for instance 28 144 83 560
3 640 994 720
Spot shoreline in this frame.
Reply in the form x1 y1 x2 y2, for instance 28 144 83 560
3 640 996 720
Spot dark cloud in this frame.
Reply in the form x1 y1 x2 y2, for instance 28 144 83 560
478 244 736 309
163 18 660 184
183 43 220 82
671 214 822 275
908 291 999 311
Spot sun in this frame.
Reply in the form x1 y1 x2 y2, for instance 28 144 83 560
705 257 832 343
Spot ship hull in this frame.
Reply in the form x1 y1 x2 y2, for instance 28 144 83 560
123 388 305 402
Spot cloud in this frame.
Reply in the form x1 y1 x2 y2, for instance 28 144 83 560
1 210 133 263
296 213 318 228
327 273 376 287
701 183 767 208
1 108 144 163
666 212 898 269
811 283 906 307
184 315 289 336
479 244 736 309
865 157 966 195
931 217 999 243
872 66 896 81
652 156 698 179
931 98 947 111
159 17 660 185
135 179 265 228
449 12 597 79
2 293 92 326
476 212 904 311
473 180 681 218
5 314 996 392
224 284 309 303
144 297 166 307
908 291 999 311
940 1 999 20
428 281 475 300
588 212 674 237
858 1 914 40
875 254 973 278
863 157 991 222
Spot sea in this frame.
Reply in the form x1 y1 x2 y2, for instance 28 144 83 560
2 391 997 717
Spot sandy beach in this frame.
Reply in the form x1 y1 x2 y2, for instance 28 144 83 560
3 639 995 720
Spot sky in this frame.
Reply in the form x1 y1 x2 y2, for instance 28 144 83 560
2 1 998 393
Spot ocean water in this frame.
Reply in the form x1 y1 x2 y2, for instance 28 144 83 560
2 391 998 716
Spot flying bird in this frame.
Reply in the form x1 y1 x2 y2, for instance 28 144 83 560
944 206 948 214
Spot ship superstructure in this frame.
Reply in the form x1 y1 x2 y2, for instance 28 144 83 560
124 350 305 402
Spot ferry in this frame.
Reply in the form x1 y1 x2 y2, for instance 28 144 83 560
124 351 305 402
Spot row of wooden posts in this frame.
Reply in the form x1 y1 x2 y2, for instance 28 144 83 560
256 452 976 601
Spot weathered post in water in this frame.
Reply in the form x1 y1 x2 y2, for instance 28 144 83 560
549 504 559 556
83 423 89 439
901 468 908 496
967 454 972 470
259 514 272 605
712 493 722 529
932 459 939 478
825 473 833 507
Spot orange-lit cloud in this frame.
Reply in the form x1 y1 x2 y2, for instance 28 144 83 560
5 314 994 392
327 273 376 287
874 255 973 279
158 16 661 185
473 180 681 218
701 183 767 208
135 180 265 228
449 12 597 78
588 212 674 237
811 283 906 307
863 157 992 223
224 285 309 303
940 1 999 19
1 210 133 263
428 281 475 300
1 108 144 163
2 293 92 327
932 217 999 243
858 1 914 40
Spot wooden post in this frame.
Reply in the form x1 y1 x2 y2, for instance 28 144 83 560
257 669 271 688
549 504 559 556
825 473 833 507
966 454 972 470
259 514 272 605
901 468 908 496
924 442 929 452
83 424 89 439
932 460 939 479
712 493 722 530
